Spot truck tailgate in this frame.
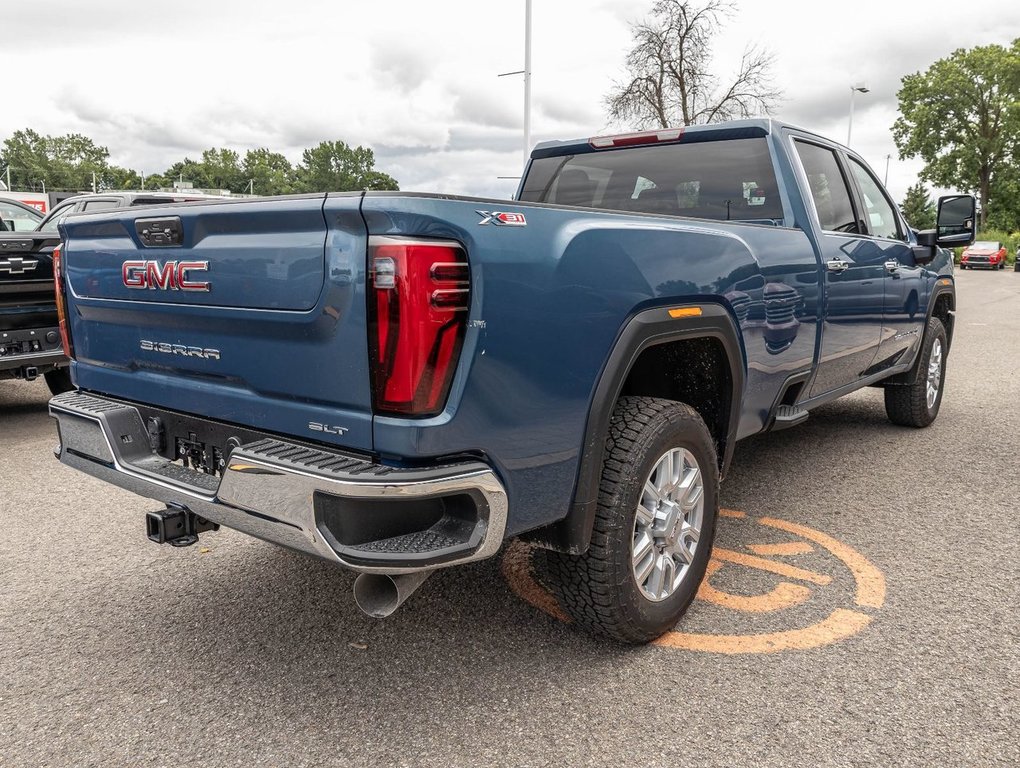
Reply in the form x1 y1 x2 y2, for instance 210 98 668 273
60 194 375 450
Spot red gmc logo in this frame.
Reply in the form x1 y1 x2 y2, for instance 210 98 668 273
122 260 210 292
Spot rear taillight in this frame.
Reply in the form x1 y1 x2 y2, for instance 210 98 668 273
368 237 469 416
51 245 74 358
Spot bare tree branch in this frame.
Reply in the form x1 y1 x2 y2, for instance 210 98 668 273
605 0 782 129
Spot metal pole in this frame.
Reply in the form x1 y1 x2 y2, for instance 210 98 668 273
884 154 891 186
523 0 532 168
4 165 10 190
847 87 855 146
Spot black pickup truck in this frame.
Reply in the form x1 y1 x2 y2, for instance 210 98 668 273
2 192 220 394
0 232 70 393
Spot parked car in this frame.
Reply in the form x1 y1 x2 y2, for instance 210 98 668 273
0 198 44 232
960 240 1007 270
35 191 225 233
48 119 973 643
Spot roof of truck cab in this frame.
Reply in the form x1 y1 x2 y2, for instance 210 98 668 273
530 118 836 159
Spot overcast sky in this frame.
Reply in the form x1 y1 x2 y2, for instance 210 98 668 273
3 0 1018 203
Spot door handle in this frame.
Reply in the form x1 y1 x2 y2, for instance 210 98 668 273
826 259 850 273
884 260 900 273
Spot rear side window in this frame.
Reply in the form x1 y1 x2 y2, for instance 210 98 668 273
794 141 858 233
519 137 784 223
81 199 120 212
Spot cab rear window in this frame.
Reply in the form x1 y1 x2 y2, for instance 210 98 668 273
519 137 784 223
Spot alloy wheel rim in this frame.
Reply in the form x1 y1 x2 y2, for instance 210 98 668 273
926 338 942 409
631 447 705 602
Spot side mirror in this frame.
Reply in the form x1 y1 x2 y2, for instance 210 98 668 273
918 195 976 248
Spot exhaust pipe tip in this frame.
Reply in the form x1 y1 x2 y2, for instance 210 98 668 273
353 571 432 619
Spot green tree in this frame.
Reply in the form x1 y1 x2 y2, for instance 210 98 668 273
0 129 50 190
0 129 112 191
199 148 243 191
605 0 780 128
900 182 936 230
242 148 295 195
102 166 143 190
986 166 1020 231
892 40 1020 228
162 157 210 189
295 141 398 192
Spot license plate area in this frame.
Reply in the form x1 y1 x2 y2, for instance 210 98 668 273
131 403 288 478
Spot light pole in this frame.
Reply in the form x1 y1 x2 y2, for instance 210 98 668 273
523 0 532 168
847 83 869 147
884 154 891 186
498 0 534 171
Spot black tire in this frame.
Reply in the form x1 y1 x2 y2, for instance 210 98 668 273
544 396 719 644
44 368 73 396
884 316 947 428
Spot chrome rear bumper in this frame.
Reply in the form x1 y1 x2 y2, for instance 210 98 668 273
49 391 508 574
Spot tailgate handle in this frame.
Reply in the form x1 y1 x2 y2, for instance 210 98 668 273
135 217 183 247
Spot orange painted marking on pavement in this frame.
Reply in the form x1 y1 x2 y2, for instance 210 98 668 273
759 517 885 608
654 608 873 654
712 547 831 586
747 541 814 557
696 560 812 613
718 508 746 519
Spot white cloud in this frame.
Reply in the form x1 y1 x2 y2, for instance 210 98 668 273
2 0 1018 203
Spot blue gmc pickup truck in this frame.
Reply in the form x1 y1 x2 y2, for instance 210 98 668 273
48 120 975 643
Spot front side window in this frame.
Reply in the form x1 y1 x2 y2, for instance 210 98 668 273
794 140 858 233
848 159 902 240
39 203 75 232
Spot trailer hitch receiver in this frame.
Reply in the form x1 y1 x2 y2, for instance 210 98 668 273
146 504 219 547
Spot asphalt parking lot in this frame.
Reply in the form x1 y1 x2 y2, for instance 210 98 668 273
1 269 1017 768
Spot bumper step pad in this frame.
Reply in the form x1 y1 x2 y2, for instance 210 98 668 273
49 390 509 573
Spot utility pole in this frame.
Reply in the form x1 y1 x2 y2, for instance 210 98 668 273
4 165 10 190
92 171 97 193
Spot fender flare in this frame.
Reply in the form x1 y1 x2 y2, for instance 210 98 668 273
885 280 956 387
524 303 745 554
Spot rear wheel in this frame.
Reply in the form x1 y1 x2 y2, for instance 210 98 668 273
545 396 718 644
884 317 947 428
44 367 73 396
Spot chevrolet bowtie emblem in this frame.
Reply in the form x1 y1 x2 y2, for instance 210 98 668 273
0 257 38 275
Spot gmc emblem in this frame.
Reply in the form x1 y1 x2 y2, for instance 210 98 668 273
122 260 210 291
